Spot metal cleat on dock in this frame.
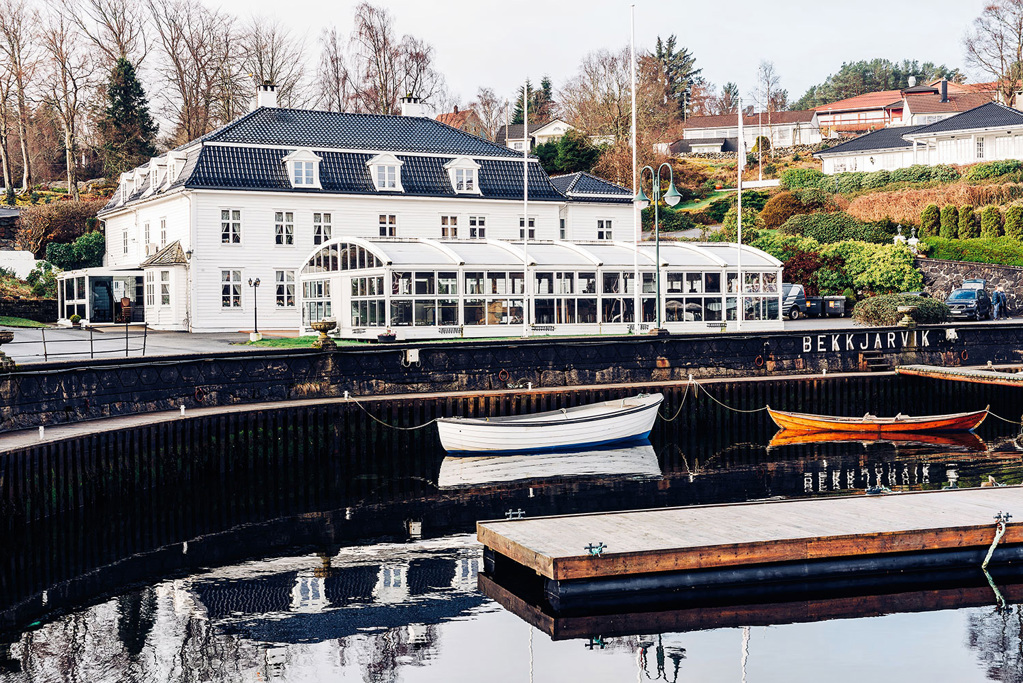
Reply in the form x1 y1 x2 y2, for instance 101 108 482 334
585 542 606 557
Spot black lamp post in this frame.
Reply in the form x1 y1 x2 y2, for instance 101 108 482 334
248 277 261 340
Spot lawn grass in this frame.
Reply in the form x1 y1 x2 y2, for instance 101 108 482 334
678 195 719 212
0 316 49 328
242 335 370 348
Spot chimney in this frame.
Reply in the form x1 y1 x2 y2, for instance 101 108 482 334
453 105 459 114
254 82 278 110
940 79 948 103
400 94 423 117
907 75 917 88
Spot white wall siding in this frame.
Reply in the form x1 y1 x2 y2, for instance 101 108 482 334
565 203 634 242
103 194 191 269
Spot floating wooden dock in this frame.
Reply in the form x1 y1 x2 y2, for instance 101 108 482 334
478 487 1023 612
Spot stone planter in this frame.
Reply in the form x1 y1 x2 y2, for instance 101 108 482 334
896 305 918 328
311 318 337 350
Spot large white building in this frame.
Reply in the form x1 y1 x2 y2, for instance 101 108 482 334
60 88 644 333
815 102 1023 174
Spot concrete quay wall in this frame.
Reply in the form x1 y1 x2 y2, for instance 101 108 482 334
0 324 1018 433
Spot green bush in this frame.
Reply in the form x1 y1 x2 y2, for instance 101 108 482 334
921 235 1023 266
694 196 731 223
920 204 940 237
966 159 1023 181
642 205 697 232
958 205 979 239
778 212 894 244
862 169 891 189
842 287 857 309
759 191 807 229
26 261 57 298
852 294 951 326
721 204 763 243
932 165 961 183
834 172 867 194
981 205 1003 238
939 205 959 239
780 168 829 191
1005 205 1023 240
44 231 105 270
795 188 836 211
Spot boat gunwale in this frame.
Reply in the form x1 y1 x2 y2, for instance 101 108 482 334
767 405 988 427
437 394 663 428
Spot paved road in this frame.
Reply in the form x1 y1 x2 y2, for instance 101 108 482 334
1 316 1017 364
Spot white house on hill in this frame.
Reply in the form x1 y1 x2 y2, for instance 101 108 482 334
815 102 1023 174
681 111 823 152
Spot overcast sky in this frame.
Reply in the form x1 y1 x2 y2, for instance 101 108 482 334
212 0 991 108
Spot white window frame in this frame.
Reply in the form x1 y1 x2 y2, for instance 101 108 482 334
597 219 614 241
144 221 150 247
221 269 242 308
367 153 405 192
275 269 296 308
275 211 295 246
160 270 171 306
313 212 332 245
145 271 155 306
976 137 985 160
469 215 486 239
160 217 167 247
519 216 536 240
221 209 241 244
122 229 128 254
283 149 322 189
444 157 482 195
441 215 458 238
379 214 397 237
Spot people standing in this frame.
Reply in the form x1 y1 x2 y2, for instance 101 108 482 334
995 286 1008 319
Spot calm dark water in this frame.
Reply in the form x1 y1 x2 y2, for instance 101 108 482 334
3 377 1023 682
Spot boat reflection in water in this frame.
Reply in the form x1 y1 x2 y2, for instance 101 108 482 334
768 429 988 452
437 441 661 489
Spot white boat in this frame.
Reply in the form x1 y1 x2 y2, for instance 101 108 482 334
437 443 661 489
436 393 664 455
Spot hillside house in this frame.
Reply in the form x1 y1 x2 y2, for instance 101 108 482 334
815 102 1023 174
435 107 487 139
496 119 576 151
680 111 823 152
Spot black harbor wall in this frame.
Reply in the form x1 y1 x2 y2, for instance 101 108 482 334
0 323 1019 433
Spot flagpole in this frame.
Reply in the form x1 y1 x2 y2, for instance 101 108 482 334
736 96 743 332
631 4 640 331
522 79 530 338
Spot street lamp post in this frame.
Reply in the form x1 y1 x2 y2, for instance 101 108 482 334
634 163 682 334
248 277 261 341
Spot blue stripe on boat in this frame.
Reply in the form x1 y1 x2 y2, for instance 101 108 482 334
443 432 653 457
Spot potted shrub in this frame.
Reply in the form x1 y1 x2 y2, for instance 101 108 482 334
69 314 82 328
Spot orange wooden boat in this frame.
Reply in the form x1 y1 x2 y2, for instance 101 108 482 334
766 405 988 434
768 429 987 452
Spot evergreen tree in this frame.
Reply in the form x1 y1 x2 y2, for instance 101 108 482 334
512 76 557 125
652 35 703 118
792 59 964 110
532 130 600 175
98 58 158 177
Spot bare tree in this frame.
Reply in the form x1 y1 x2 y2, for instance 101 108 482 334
62 0 147 67
0 0 38 192
347 2 445 114
147 0 238 144
470 87 505 140
0 68 14 194
753 60 782 156
239 16 307 108
316 26 351 111
964 0 1023 105
40 4 95 199
560 47 632 140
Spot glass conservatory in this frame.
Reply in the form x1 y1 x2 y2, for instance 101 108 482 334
298 238 783 340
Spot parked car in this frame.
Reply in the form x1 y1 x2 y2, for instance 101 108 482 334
781 283 807 320
945 287 992 320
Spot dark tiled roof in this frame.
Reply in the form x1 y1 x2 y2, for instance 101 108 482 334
906 101 1023 136
550 172 631 204
814 125 924 156
141 240 188 266
495 121 548 144
184 145 566 201
202 107 519 158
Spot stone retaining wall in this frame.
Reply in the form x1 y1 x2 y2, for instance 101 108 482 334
0 323 1019 433
916 258 1023 313
0 299 56 323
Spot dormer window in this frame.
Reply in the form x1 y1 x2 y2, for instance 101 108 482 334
367 153 404 192
283 149 322 189
444 157 482 195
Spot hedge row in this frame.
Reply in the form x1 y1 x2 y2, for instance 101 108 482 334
921 235 1023 267
780 166 960 194
778 211 896 244
852 294 951 326
918 203 1023 240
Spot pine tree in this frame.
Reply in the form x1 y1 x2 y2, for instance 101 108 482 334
98 58 158 177
512 77 557 125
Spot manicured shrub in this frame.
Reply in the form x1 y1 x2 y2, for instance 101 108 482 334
966 159 1023 181
834 172 867 194
862 169 891 189
778 212 894 244
890 165 934 183
852 294 951 326
920 204 940 236
780 168 829 191
958 205 979 239
980 205 1003 238
939 205 959 239
921 235 1023 266
759 191 807 230
721 204 763 243
931 165 961 183
1005 205 1023 240
795 188 836 212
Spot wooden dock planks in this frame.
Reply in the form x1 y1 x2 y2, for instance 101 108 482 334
897 364 1023 387
477 487 1023 581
